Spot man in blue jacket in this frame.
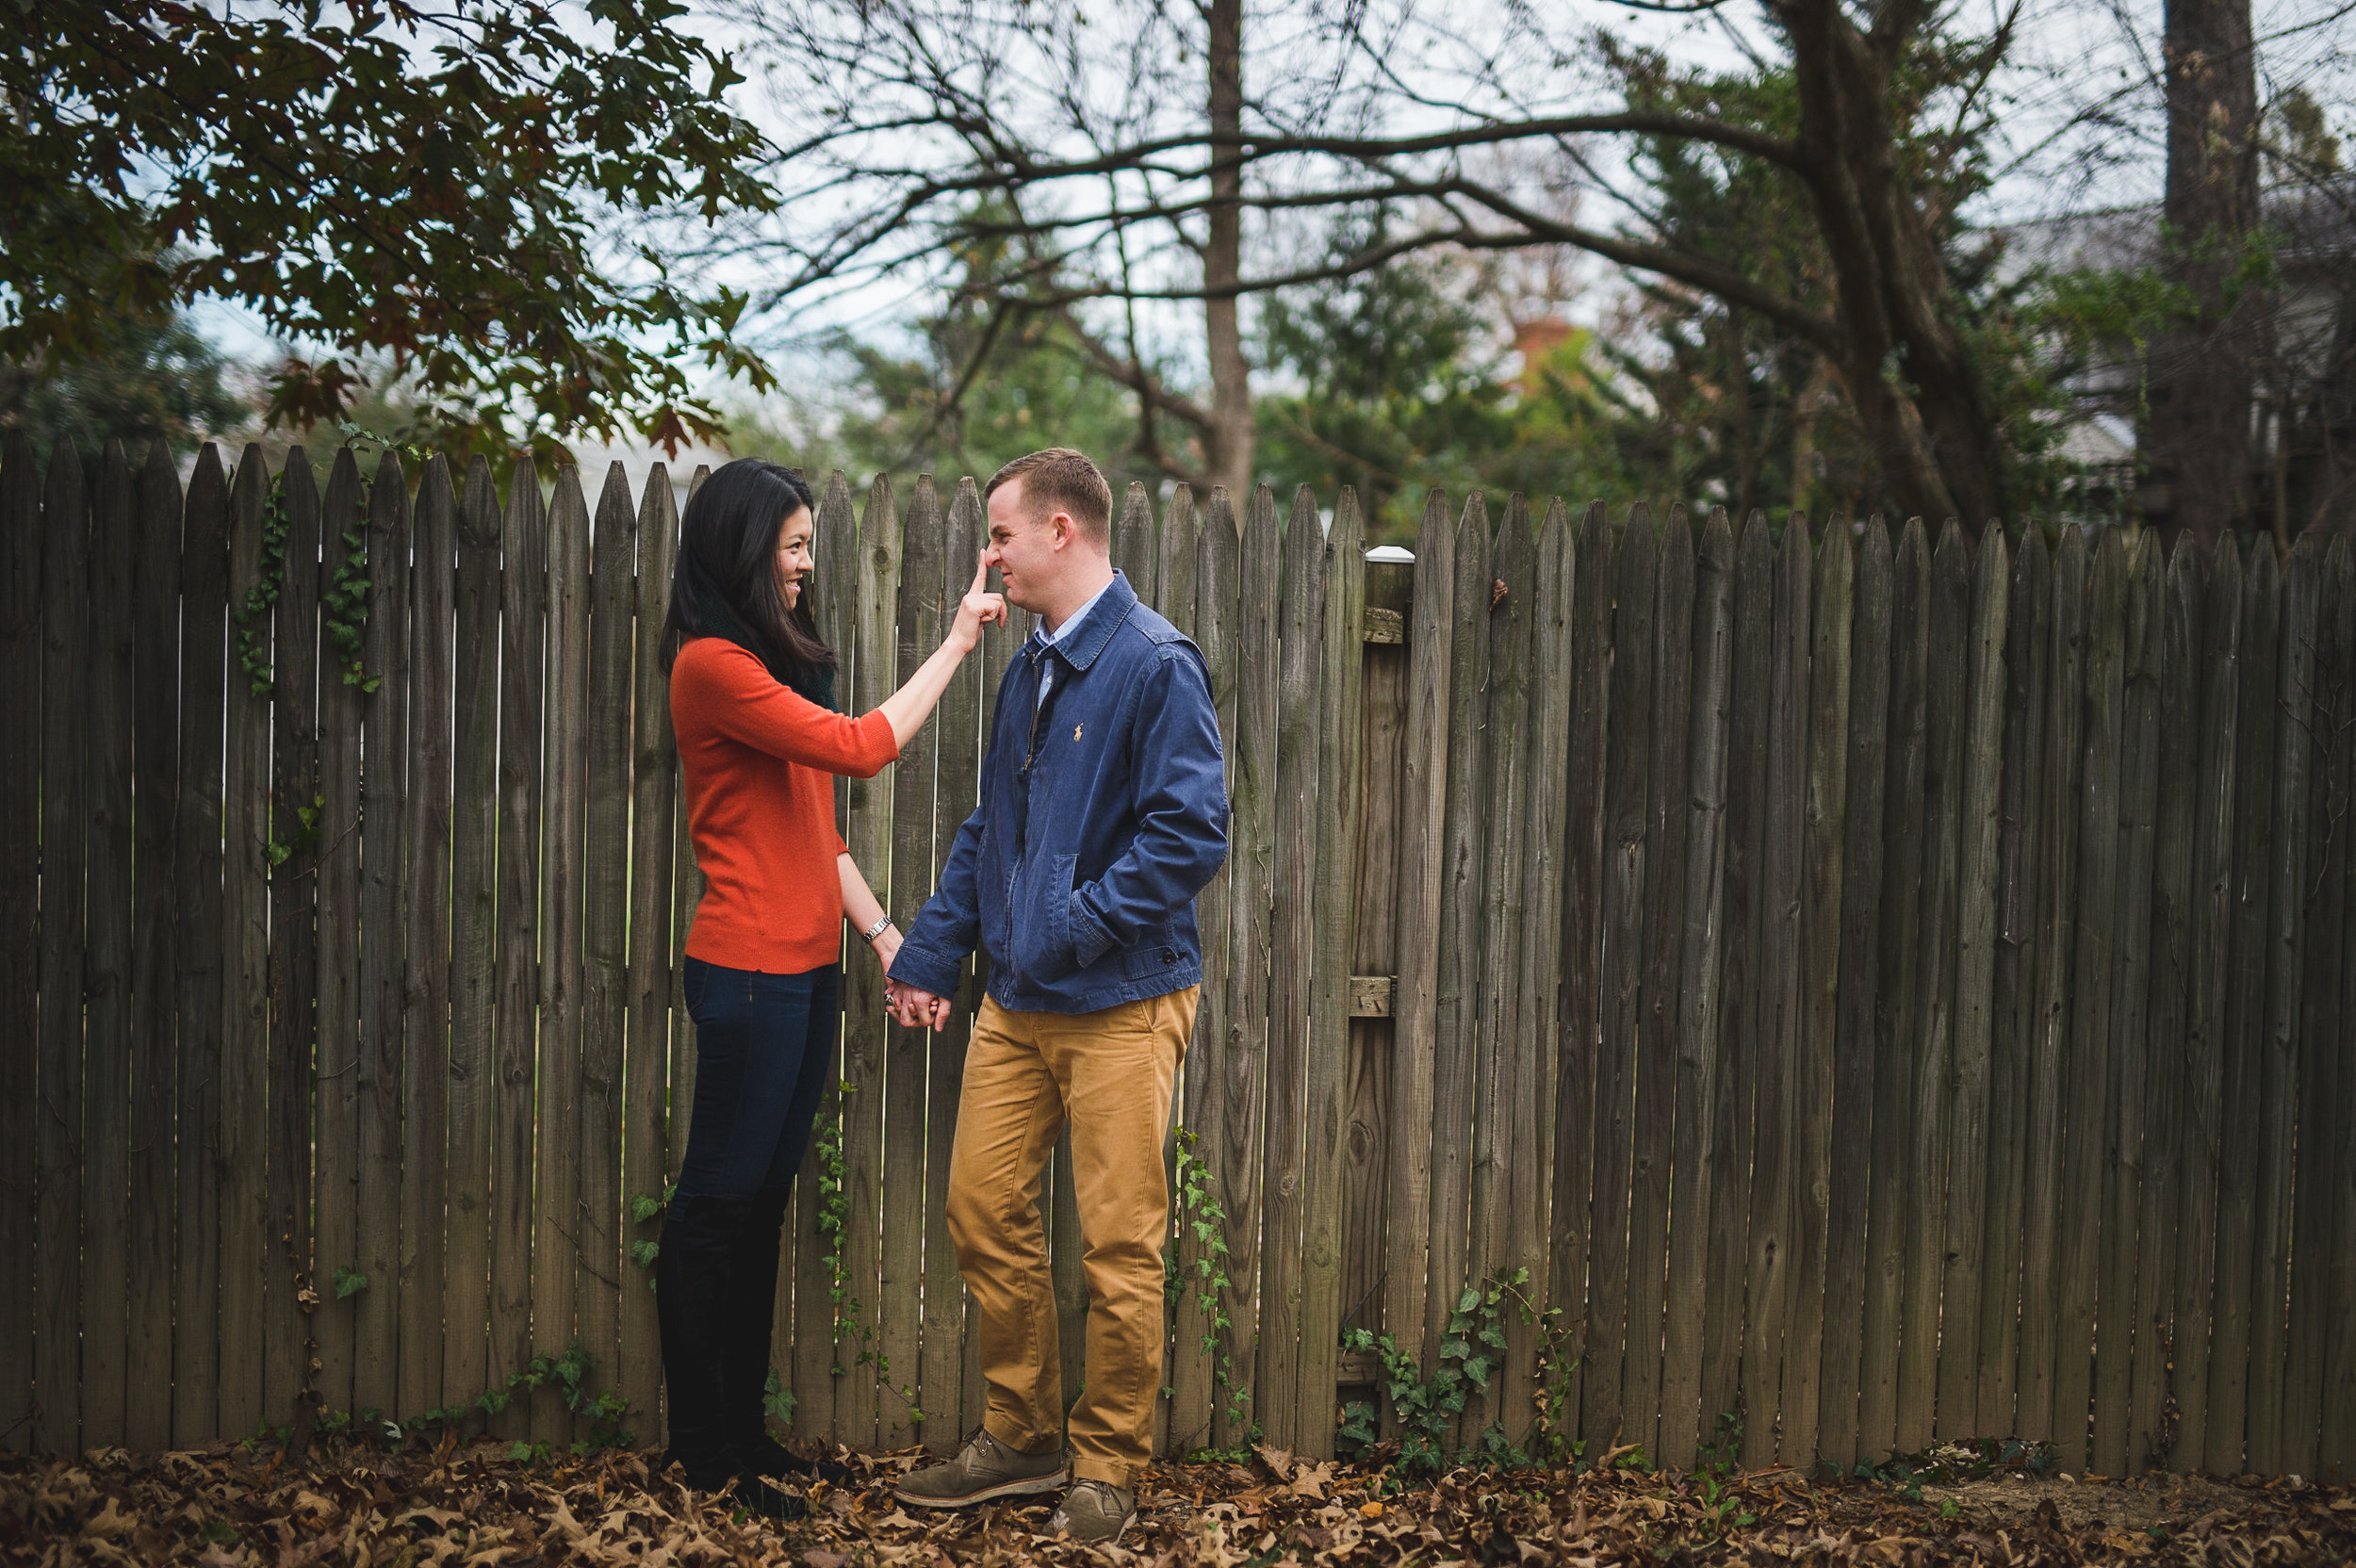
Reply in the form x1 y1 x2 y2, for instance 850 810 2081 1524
886 448 1228 1544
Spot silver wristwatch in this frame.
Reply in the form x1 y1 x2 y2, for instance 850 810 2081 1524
860 913 892 943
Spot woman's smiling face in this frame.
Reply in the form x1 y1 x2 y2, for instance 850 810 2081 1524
775 505 814 607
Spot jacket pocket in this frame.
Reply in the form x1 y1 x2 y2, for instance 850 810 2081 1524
1010 856 1077 985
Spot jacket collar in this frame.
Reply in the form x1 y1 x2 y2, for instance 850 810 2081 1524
1029 568 1137 677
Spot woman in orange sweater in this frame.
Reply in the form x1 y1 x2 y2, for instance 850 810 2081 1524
658 459 1002 1518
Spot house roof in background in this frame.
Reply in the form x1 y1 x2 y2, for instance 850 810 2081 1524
1993 175 2356 279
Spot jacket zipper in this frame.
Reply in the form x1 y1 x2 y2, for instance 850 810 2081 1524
1009 646 1045 990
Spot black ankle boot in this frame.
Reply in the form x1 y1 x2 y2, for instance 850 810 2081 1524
720 1186 857 1486
658 1192 807 1521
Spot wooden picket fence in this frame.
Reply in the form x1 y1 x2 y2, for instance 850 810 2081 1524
5 431 2353 1484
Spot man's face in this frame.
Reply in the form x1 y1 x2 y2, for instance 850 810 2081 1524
983 478 1064 612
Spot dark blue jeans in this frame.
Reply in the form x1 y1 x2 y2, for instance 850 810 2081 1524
676 957 840 1200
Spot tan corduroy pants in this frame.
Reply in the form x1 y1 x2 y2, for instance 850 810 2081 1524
945 988 1198 1490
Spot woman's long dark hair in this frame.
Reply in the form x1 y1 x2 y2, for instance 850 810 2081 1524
661 459 839 709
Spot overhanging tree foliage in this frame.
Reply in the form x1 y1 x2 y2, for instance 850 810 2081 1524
4 0 778 459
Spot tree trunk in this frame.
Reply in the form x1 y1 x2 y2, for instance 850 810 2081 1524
1784 0 2008 533
2148 0 2259 553
1203 0 1254 499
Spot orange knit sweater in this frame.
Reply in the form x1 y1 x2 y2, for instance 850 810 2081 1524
670 637 899 973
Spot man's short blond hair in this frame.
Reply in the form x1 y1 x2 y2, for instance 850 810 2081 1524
986 448 1113 545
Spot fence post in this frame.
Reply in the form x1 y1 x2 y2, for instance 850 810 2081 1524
1345 522 1411 1413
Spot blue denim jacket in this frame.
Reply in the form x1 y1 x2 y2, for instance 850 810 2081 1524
890 570 1229 1013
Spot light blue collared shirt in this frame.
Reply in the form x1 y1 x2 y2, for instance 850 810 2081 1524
1032 575 1116 709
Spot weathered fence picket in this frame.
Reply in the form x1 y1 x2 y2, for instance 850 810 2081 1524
2211 541 2281 1474
85 440 136 1448
354 454 409 1428
2095 537 2161 1478
401 456 458 1423
535 465 592 1444
1661 507 1734 1469
1785 516 1852 1476
1386 492 1454 1404
217 447 268 1446
1700 513 1772 1452
2286 538 2353 1476
312 451 365 1435
1256 485 1326 1453
173 445 232 1447
1584 505 1651 1462
0 435 37 1452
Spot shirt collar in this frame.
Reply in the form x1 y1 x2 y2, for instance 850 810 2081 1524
1038 575 1116 648
1026 570 1136 674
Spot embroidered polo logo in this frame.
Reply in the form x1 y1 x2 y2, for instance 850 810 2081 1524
1073 723 1084 742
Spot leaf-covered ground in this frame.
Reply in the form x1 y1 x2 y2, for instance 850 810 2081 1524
7 1436 2352 1566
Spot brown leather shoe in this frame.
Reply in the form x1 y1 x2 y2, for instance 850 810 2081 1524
893 1429 1069 1509
1049 1479 1135 1544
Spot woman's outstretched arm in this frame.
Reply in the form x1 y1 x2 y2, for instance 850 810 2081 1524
873 551 1005 748
839 851 901 972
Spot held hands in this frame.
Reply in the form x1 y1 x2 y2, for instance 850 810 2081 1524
950 549 1007 653
885 975 953 1032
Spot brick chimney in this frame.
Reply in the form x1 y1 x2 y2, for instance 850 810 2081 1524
1512 318 1575 394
